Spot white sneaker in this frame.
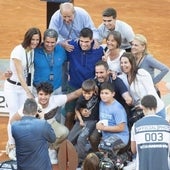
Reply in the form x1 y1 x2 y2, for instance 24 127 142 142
48 149 58 164
6 144 16 161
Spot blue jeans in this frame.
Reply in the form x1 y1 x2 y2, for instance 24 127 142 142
68 120 97 163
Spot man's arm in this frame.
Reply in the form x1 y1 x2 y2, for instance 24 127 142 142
131 141 137 154
75 109 85 126
131 125 137 154
60 40 74 52
66 88 82 102
96 122 125 133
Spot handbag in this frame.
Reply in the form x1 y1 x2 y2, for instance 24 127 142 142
128 107 144 129
154 85 161 98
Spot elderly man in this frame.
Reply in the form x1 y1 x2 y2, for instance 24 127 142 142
49 2 99 52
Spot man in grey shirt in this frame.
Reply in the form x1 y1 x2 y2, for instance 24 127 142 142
98 8 135 51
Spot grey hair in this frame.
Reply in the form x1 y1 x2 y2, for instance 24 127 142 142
23 98 38 115
43 29 58 40
60 2 74 13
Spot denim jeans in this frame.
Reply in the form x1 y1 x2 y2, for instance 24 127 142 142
69 120 97 163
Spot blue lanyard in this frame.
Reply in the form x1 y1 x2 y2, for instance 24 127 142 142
44 50 54 72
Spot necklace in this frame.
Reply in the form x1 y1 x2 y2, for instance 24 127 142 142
136 55 144 66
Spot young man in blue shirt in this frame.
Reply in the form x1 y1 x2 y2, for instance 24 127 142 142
64 28 103 130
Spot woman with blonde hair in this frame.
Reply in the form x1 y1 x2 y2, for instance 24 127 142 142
131 34 169 85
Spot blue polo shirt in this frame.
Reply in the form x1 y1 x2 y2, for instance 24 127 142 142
33 44 66 90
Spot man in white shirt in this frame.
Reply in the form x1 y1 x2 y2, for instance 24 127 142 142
11 82 81 164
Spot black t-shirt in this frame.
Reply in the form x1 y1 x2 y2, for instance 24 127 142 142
75 94 99 121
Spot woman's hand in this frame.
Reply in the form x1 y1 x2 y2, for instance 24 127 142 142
26 91 34 99
102 49 110 61
4 70 12 79
109 70 118 80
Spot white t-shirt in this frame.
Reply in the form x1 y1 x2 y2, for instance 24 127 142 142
18 95 67 123
107 49 125 73
10 44 34 83
129 69 164 112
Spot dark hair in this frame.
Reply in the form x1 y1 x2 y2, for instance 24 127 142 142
82 79 96 92
100 82 115 92
102 8 117 19
36 82 53 94
43 29 58 41
79 28 93 40
141 95 157 110
22 27 41 49
95 60 109 71
23 98 38 115
106 31 122 48
120 52 138 83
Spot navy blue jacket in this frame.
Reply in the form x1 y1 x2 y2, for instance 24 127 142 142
67 39 103 89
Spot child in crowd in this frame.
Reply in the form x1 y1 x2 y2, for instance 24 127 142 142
68 79 100 166
131 95 170 170
82 152 100 170
96 82 129 160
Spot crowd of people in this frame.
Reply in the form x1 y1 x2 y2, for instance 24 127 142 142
3 2 170 170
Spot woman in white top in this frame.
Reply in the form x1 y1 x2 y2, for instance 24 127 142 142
102 31 125 75
120 52 165 118
4 27 41 160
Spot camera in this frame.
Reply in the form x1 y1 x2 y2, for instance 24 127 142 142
99 157 115 170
